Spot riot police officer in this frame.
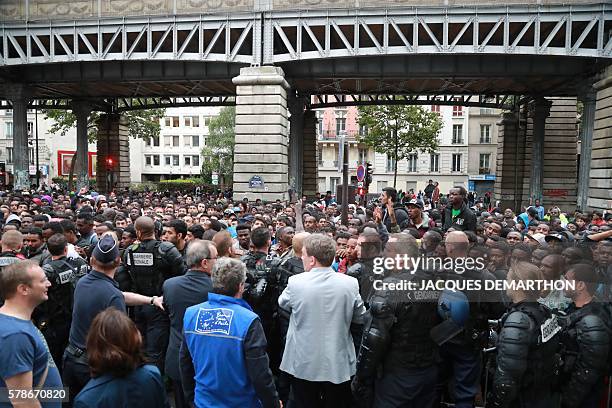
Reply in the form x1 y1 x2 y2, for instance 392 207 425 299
348 230 382 306
118 216 187 371
352 234 440 408
558 263 611 408
33 233 88 368
490 261 560 408
241 227 280 368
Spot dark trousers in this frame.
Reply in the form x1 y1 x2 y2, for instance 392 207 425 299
42 321 70 373
62 350 90 408
172 379 189 408
291 376 351 408
134 304 170 373
439 342 481 408
374 365 438 408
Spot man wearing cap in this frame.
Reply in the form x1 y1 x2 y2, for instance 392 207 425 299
400 199 435 238
63 234 165 405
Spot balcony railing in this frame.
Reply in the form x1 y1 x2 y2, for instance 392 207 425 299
479 137 492 144
479 167 491 174
318 130 360 140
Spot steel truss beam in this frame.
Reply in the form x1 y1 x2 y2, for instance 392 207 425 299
0 14 260 66
0 4 609 68
0 96 236 112
306 94 520 110
266 4 611 63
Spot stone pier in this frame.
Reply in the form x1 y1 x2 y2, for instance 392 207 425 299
96 114 130 194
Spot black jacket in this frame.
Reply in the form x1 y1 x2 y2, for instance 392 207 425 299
442 202 477 232
382 203 409 232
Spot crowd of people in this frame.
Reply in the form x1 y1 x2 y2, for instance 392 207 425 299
0 183 610 408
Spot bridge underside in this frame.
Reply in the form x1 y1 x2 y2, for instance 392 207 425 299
0 54 606 101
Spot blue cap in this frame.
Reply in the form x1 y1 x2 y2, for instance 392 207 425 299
92 235 119 263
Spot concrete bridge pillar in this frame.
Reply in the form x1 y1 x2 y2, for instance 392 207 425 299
232 66 290 202
577 89 596 211
494 111 526 211
6 85 31 190
73 102 92 191
96 114 130 194
302 110 319 199
288 93 305 197
529 98 552 203
587 66 612 210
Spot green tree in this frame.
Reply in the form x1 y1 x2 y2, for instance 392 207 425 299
358 104 443 188
201 106 235 185
42 106 164 190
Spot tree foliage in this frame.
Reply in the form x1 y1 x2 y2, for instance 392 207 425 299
42 107 165 143
358 104 443 188
200 106 235 185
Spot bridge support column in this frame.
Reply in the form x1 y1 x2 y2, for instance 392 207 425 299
96 114 130 194
577 90 596 211
302 110 318 199
6 85 31 191
529 98 552 203
587 66 612 210
232 66 290 202
288 93 304 197
73 102 91 191
494 112 526 211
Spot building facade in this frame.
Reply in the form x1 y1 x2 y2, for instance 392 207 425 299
466 106 501 194
316 102 479 197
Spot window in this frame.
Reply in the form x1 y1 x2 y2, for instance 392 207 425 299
377 180 388 191
204 116 212 126
7 147 13 163
358 147 367 164
192 136 199 147
480 125 491 143
184 136 192 147
145 138 151 147
317 148 323 166
430 154 440 172
164 117 179 127
452 125 463 144
173 155 179 166
184 116 199 127
336 118 346 135
29 148 34 164
480 108 495 115
479 154 491 174
431 105 441 114
165 155 171 165
172 117 179 127
316 111 324 136
152 136 159 147
386 155 396 173
27 122 33 137
184 156 191 166
359 124 368 136
202 136 207 147
153 155 160 166
407 154 418 172
192 156 200 167
145 155 152 165
452 154 462 172
165 136 179 147
452 105 463 117
330 177 340 192
5 122 12 138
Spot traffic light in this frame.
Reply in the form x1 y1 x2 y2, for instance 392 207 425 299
106 157 114 168
365 162 373 188
357 186 367 196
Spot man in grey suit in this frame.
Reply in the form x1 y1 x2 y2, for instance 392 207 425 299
279 234 366 408
162 239 216 408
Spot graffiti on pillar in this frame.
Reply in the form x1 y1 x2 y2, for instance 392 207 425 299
14 170 29 191
543 189 568 198
248 175 265 188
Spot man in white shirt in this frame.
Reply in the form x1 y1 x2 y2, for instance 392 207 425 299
279 234 366 408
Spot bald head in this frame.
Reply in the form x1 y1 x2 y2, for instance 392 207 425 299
292 232 310 257
134 216 155 238
1 230 23 252
445 231 469 258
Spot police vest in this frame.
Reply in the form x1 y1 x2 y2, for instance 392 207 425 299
126 240 172 296
39 258 88 323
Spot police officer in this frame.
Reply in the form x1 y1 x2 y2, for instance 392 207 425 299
348 230 382 307
352 234 440 408
241 227 280 368
118 216 187 372
33 233 88 368
558 263 611 408
490 261 560 408
0 230 25 270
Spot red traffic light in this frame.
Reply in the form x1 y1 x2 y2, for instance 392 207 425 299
357 187 367 196
106 157 114 167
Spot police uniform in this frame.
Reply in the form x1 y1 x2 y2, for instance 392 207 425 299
558 300 611 408
490 301 561 408
241 251 280 370
348 258 377 307
119 238 187 372
353 268 440 408
33 256 88 368
0 252 25 306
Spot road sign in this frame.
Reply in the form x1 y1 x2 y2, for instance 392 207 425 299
357 181 364 187
212 173 219 185
356 164 365 182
